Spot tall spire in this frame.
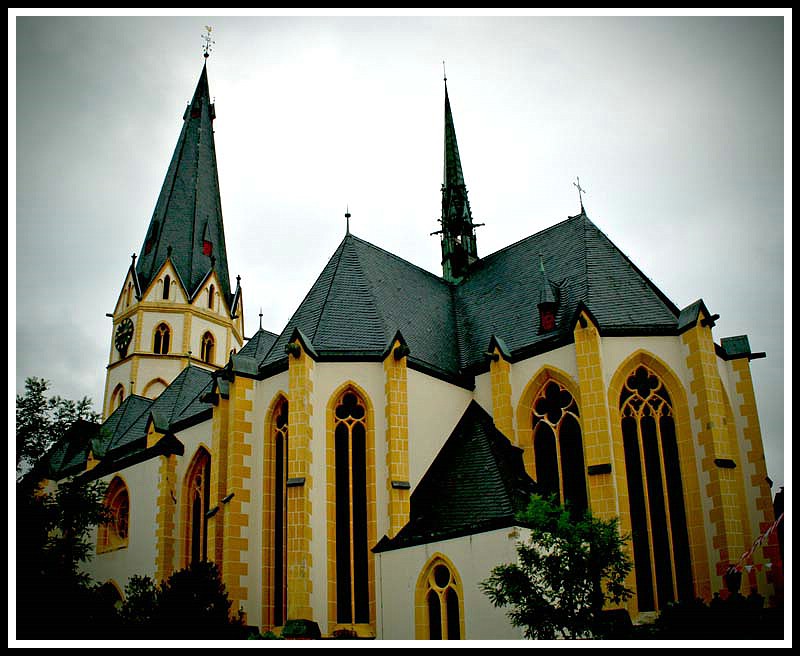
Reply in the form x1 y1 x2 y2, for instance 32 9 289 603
437 73 481 283
135 61 232 303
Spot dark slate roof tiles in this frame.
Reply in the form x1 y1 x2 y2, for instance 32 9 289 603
374 400 538 551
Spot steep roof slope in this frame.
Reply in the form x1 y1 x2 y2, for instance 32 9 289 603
374 400 538 551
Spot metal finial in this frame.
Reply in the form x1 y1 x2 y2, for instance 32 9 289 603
202 25 215 59
345 205 351 235
443 60 447 82
573 177 587 213
259 308 263 330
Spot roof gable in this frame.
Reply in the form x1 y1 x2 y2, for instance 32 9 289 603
374 400 538 551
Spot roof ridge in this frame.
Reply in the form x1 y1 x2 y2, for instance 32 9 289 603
311 236 349 343
348 233 451 286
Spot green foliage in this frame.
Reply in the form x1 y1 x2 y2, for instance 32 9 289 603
481 494 634 639
117 562 247 640
15 378 110 639
281 618 322 639
16 377 100 478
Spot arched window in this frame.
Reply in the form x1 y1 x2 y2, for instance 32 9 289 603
110 384 125 413
333 390 370 625
98 477 130 553
208 284 215 310
620 365 692 612
184 448 211 566
162 274 171 300
153 323 170 354
417 556 464 640
264 397 288 628
201 332 215 364
142 378 168 400
531 380 587 515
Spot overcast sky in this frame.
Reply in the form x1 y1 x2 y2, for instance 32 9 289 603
12 13 788 493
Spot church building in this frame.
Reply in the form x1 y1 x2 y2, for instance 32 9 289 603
41 57 782 640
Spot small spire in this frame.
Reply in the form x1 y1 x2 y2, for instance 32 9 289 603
202 25 214 59
573 176 587 214
259 308 263 330
345 205 351 235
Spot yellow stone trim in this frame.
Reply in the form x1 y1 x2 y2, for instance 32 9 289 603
286 341 315 621
515 364 581 480
414 553 466 640
384 340 410 539
681 322 747 594
209 397 228 568
489 348 515 442
262 391 289 632
142 377 170 399
608 349 711 608
155 454 178 581
222 377 254 609
325 381 377 636
146 420 165 450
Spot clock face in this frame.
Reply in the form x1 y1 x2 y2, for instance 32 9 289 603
115 318 134 356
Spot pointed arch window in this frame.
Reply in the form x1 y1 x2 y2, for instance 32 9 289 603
184 448 211 566
98 477 130 553
154 323 170 354
208 284 215 310
333 391 370 625
417 557 463 640
620 365 692 612
110 384 125 413
201 332 215 364
265 398 288 628
162 274 171 300
531 380 587 515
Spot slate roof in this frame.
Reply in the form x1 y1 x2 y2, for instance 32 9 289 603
249 211 682 384
135 63 233 305
374 400 538 552
46 366 215 480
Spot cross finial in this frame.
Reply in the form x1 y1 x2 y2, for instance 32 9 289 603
202 25 214 59
573 176 587 213
345 205 351 235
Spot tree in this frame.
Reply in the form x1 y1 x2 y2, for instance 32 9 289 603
15 377 110 639
117 562 247 640
481 494 634 639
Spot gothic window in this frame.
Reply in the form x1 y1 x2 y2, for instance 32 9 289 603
208 284 215 310
110 384 125 412
419 557 463 640
531 380 587 515
267 398 288 627
162 275 171 300
98 477 129 553
184 448 211 566
620 365 692 612
333 391 370 625
153 323 170 354
201 332 215 364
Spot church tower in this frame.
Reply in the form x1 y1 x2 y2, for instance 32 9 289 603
436 76 481 282
102 60 244 418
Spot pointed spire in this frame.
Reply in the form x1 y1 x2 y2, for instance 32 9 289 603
135 62 232 303
438 72 482 282
537 253 558 332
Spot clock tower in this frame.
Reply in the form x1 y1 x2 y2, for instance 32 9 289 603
102 61 244 418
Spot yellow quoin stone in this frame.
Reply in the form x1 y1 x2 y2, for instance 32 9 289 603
384 340 411 538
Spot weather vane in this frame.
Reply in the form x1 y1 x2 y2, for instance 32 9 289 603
573 176 587 213
202 25 215 59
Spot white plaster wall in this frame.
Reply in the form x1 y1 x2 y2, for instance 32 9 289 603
138 309 185 356
83 458 162 595
407 369 473 488
601 335 691 390
375 528 526 640
134 358 183 397
189 315 228 367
